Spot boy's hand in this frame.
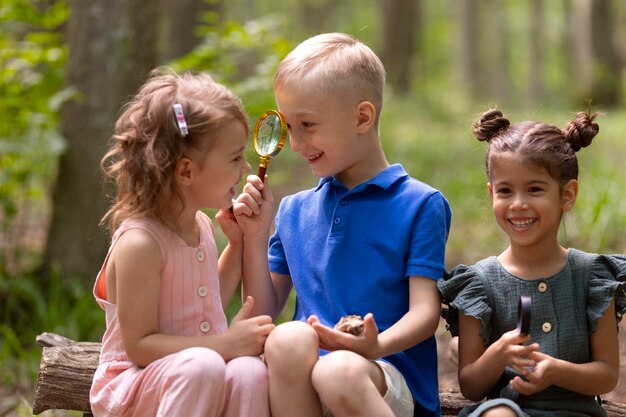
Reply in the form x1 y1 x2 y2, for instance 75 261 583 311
308 313 382 359
232 175 274 239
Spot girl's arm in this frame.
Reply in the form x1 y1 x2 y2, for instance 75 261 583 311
215 209 244 308
114 229 273 368
309 276 441 359
457 314 537 401
511 300 619 396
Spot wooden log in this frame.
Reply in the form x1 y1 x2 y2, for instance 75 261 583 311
33 333 626 417
33 333 100 415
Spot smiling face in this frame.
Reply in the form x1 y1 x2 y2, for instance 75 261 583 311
275 79 381 188
187 120 251 210
487 151 577 251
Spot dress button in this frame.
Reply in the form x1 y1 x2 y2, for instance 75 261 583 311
333 217 341 224
197 286 208 297
200 321 211 333
541 322 552 333
538 282 548 293
196 250 205 262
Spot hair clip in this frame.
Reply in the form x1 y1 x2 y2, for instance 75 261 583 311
173 103 189 137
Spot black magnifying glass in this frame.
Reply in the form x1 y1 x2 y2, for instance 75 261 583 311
517 295 532 336
253 110 287 183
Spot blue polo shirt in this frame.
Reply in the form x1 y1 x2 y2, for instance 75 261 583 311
268 163 451 416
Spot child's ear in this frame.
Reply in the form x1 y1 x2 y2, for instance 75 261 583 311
487 182 493 197
175 157 193 185
355 101 376 133
561 179 578 212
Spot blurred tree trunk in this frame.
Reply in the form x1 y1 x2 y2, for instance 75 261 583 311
44 0 159 284
460 0 482 100
569 0 593 101
297 0 337 38
529 0 546 104
590 0 621 106
560 0 574 94
486 0 510 104
380 0 420 95
162 0 224 61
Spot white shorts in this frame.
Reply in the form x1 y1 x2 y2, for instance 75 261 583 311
322 360 414 417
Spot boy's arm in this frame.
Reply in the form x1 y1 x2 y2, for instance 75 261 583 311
310 276 441 359
235 175 291 318
241 230 293 319
374 276 441 357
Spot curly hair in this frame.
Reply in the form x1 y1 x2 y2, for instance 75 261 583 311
100 68 248 234
472 108 600 187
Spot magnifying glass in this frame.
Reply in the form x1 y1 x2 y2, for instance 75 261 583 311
517 295 532 336
253 110 287 183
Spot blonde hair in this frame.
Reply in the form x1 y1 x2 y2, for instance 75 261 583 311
274 33 386 125
100 68 248 234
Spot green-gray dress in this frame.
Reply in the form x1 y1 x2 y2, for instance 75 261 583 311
438 249 626 417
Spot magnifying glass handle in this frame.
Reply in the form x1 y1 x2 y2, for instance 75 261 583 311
257 165 267 183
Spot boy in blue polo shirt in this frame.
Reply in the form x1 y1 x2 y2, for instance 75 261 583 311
235 32 451 417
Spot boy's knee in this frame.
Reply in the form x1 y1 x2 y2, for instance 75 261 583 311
265 321 318 360
312 351 368 391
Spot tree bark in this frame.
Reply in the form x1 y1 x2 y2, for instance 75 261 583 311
44 0 159 284
379 0 420 95
590 0 621 106
162 0 224 61
529 0 546 104
460 0 482 100
296 0 338 38
32 333 626 417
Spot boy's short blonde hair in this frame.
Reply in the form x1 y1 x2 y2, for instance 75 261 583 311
274 33 386 123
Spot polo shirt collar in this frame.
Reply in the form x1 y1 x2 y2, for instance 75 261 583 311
314 163 408 192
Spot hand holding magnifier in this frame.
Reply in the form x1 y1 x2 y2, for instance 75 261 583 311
253 110 287 182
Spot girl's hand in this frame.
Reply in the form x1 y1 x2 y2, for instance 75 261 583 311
215 207 243 244
232 175 274 239
308 313 382 359
491 329 540 375
226 296 275 358
510 351 555 395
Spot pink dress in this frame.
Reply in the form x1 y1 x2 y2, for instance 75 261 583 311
90 212 269 417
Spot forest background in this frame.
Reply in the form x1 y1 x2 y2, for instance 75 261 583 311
1 0 626 415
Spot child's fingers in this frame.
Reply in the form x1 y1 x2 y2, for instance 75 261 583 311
233 195 261 217
259 175 274 203
307 315 321 326
232 296 254 323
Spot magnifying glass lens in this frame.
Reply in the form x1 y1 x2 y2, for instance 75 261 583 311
256 114 282 155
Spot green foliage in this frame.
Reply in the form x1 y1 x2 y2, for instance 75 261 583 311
0 267 104 388
172 15 292 116
0 0 68 274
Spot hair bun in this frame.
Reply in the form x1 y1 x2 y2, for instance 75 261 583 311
473 108 510 142
562 111 599 152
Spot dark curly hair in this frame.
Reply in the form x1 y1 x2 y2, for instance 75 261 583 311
100 68 248 234
472 108 600 187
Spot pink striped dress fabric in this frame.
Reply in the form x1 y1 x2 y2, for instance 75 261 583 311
89 212 269 417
